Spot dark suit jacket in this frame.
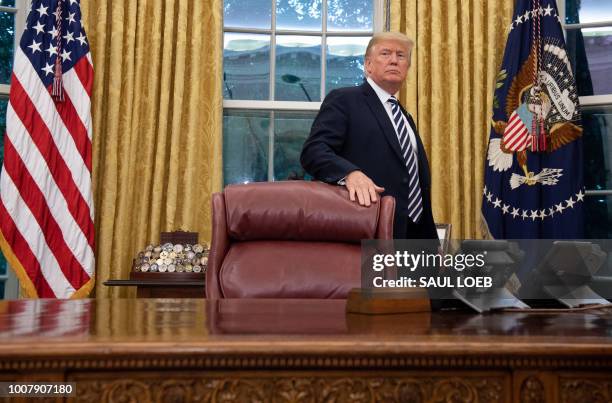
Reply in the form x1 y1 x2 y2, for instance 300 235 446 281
300 81 437 240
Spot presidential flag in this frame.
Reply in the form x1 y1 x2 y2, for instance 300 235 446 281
0 0 94 298
482 0 584 239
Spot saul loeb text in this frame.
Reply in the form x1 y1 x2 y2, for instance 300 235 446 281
370 250 494 290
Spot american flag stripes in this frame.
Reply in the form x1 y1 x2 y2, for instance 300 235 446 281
0 0 94 298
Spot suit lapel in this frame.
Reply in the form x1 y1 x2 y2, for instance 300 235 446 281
361 83 406 165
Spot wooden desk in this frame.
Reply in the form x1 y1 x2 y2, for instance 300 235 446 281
0 298 611 402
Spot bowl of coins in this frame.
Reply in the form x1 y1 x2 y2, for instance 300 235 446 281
133 242 209 275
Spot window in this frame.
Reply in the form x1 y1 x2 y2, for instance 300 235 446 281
222 0 383 185
0 0 28 297
560 0 612 237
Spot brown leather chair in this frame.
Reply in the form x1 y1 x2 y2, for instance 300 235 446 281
206 181 395 299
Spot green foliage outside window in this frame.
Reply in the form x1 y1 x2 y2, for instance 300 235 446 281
0 11 15 84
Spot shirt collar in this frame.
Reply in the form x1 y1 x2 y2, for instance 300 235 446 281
367 77 396 105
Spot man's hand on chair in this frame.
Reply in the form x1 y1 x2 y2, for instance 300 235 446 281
345 171 385 207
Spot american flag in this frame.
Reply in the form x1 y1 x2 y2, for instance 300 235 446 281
0 0 94 298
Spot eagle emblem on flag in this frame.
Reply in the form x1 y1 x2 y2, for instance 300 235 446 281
487 38 582 190
482 0 584 240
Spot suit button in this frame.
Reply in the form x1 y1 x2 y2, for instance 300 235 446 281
402 177 409 184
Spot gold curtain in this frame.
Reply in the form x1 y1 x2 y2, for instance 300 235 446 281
389 0 514 238
81 0 223 297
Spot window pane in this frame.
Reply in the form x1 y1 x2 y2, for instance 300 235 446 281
224 0 271 29
566 0 612 24
585 195 612 238
275 35 321 101
274 111 316 180
0 1 15 7
566 27 612 96
326 36 367 94
0 11 15 85
224 33 270 100
583 105 612 191
276 0 322 31
223 110 269 185
327 0 373 32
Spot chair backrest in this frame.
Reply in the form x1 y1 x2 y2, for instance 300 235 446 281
206 181 395 299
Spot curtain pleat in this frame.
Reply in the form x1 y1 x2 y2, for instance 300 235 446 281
390 0 515 238
81 0 223 297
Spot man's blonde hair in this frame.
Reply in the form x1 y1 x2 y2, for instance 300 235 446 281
365 32 414 59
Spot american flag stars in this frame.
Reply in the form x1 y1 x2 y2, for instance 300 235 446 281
509 5 558 33
36 4 48 17
23 0 90 86
27 39 42 54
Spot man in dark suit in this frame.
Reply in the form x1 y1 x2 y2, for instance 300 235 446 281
301 32 437 240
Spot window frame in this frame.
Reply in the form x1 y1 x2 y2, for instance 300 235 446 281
558 0 612 214
558 0 612 107
0 0 29 297
223 0 385 111
222 0 385 183
0 0 29 95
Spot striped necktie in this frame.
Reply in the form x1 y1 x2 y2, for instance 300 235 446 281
388 96 423 223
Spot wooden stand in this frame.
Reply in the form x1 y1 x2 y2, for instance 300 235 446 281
160 231 198 245
346 288 431 314
104 230 207 298
104 272 206 298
